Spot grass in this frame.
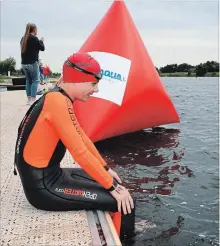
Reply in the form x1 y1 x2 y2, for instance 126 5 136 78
0 75 25 83
160 72 189 77
0 75 13 79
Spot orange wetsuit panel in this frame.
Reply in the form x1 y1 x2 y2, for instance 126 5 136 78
80 127 107 167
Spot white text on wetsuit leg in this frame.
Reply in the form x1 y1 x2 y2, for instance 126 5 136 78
55 188 97 200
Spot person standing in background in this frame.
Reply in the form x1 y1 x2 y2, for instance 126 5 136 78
20 23 45 105
43 65 51 83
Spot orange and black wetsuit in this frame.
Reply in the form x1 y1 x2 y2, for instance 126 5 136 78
14 86 118 210
14 87 135 238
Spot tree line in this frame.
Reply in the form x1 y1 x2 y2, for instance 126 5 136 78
0 56 219 77
156 61 219 76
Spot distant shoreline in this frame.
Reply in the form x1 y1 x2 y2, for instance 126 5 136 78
159 72 219 77
0 72 219 83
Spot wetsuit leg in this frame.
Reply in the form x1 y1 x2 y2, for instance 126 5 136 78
26 168 117 212
24 168 135 239
68 169 136 239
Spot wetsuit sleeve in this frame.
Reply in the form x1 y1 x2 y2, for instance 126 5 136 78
45 93 113 190
80 129 108 168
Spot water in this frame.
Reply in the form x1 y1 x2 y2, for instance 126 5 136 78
96 77 219 246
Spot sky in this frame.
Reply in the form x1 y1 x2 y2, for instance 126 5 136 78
1 0 219 73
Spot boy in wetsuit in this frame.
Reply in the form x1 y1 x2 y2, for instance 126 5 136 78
14 52 134 238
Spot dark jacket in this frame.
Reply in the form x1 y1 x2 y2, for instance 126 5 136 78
21 34 45 64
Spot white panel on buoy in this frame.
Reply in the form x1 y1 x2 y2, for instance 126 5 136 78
88 52 131 106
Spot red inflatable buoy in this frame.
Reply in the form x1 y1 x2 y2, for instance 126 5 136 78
73 0 180 142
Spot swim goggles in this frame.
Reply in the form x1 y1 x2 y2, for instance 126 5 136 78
65 59 103 81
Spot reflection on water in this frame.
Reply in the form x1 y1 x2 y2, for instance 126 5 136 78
96 127 193 197
96 127 190 245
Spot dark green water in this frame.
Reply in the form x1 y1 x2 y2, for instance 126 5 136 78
96 77 219 246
